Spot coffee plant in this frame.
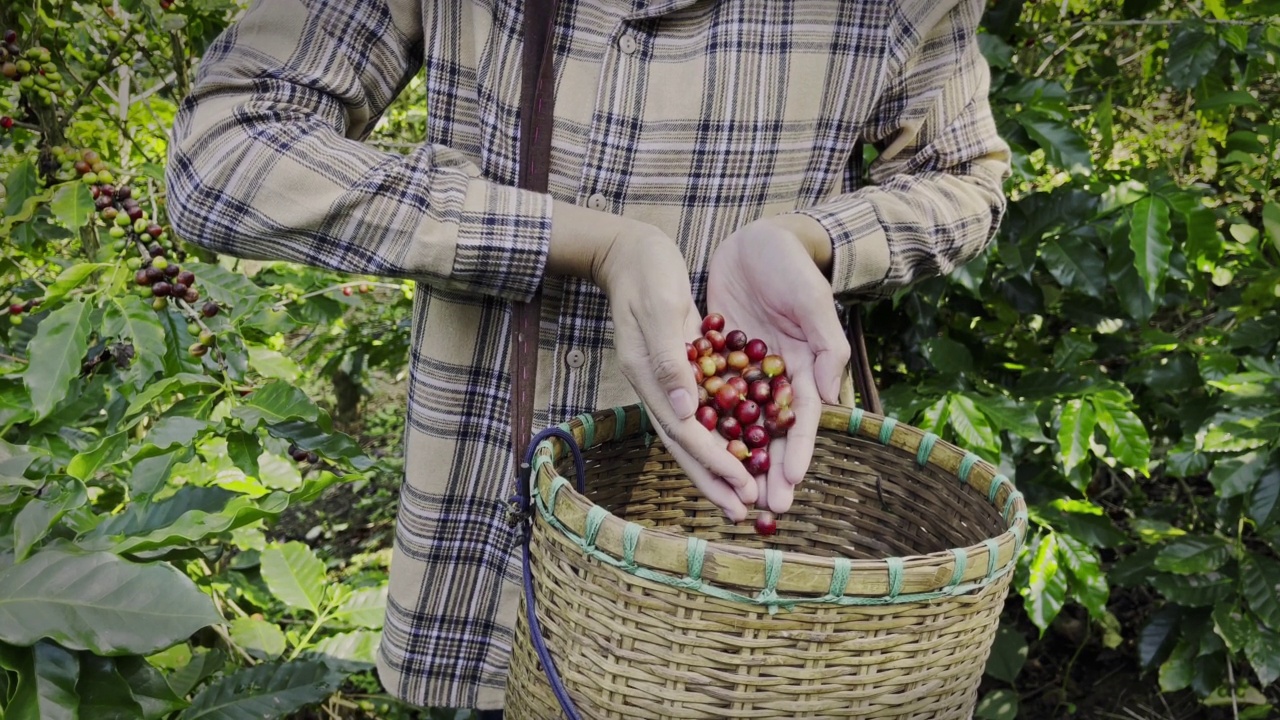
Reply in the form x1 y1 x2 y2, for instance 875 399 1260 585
0 0 1278 718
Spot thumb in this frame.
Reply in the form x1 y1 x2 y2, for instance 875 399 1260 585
800 304 852 406
647 307 703 419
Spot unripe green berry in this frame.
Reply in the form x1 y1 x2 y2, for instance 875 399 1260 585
108 225 126 238
187 322 200 335
139 287 152 298
9 314 21 326
152 297 168 311
82 172 99 184
114 212 131 227
126 257 141 270
199 329 216 347
133 218 149 234
96 170 113 184
151 257 168 270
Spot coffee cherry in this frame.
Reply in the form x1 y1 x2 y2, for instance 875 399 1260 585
727 439 750 461
772 382 793 409
201 301 220 317
2 30 15 45
144 266 164 283
128 206 144 221
1 63 15 80
704 329 726 353
725 329 748 351
685 342 697 361
695 405 718 432
306 451 319 464
717 415 742 440
754 510 777 536
0 116 12 130
151 281 171 297
183 288 200 303
171 282 188 297
9 303 23 315
114 211 131 227
703 375 726 396
692 337 713 358
734 399 761 425
744 338 768 363
116 186 131 200
94 194 112 210
133 269 149 286
696 356 717 379
690 360 704 386
101 206 118 221
743 424 770 449
176 270 195 286
745 448 770 476
697 385 710 407
288 444 309 462
149 244 165 258
8 314 20 326
726 350 749 372
187 322 200 335
342 286 353 296
761 355 786 378
748 380 772 404
198 329 215 346
188 342 208 357
741 364 766 385
147 223 163 238
714 384 740 414
152 297 168 311
359 283 371 293
701 313 725 334
99 185 114 198
711 352 727 375
163 264 180 278
726 376 748 398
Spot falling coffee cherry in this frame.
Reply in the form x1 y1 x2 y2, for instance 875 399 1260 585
754 511 777 537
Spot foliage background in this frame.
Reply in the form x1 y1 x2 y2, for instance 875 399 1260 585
0 0 1278 718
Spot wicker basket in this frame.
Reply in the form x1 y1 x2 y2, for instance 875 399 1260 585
506 403 1027 720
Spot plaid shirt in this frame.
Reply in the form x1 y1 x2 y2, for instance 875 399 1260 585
167 0 1010 710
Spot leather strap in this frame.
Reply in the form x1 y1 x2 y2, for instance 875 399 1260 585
511 0 560 486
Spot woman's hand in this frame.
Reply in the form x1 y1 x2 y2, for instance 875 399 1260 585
706 215 851 513
589 223 759 521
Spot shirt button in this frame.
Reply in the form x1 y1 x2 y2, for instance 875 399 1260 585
619 34 638 54
565 349 586 369
586 193 607 211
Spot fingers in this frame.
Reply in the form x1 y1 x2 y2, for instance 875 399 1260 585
781 363 822 488
796 296 851 406
651 420 751 522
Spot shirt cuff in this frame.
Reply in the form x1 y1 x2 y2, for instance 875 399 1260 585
448 175 554 302
794 194 892 297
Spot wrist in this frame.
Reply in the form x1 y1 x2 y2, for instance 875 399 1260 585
758 213 834 277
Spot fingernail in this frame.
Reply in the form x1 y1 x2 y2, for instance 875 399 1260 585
668 388 694 417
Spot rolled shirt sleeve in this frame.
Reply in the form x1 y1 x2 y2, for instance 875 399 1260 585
165 0 552 302
797 0 1012 300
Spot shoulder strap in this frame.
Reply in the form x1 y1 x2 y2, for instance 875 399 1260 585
511 0 560 484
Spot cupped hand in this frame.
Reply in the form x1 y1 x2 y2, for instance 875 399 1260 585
706 216 851 514
593 225 759 521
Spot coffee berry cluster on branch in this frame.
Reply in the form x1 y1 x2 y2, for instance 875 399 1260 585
688 313 796 536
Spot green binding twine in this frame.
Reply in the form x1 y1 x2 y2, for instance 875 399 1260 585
916 432 939 467
958 452 979 486
878 417 897 445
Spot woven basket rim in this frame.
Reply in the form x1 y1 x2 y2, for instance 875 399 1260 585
530 403 1028 602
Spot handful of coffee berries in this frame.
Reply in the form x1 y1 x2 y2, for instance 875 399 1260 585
687 313 794 536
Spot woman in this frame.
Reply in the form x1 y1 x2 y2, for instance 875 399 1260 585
166 0 1011 715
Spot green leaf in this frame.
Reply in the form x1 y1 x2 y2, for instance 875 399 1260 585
22 297 93 421
1151 573 1233 607
124 417 210 462
49 182 95 231
129 451 184 498
1096 90 1113 157
193 264 269 321
972 394 1047 443
1245 626 1280 687
1021 534 1067 633
225 430 261 479
1242 556 1280 630
1200 409 1276 452
1155 536 1232 575
0 549 222 655
1057 534 1109 619
266 421 375 471
304 630 381 673
232 381 320 428
1212 604 1253 655
1041 233 1106 298
93 492 291 555
984 626 1027 684
260 541 328 615
13 480 86 562
947 393 999 457
1209 451 1266 499
43 262 109 306
90 486 237 539
245 344 300 382
1263 202 1280 255
1091 393 1151 474
1057 399 1096 479
1159 639 1195 692
229 617 287 661
1251 465 1280 529
106 296 167 388
67 430 129 481
3 641 80 720
76 655 145 720
974 689 1019 720
1015 113 1092 174
167 649 226 699
333 585 387 630
1139 606 1181 669
1129 196 1172 302
1052 332 1096 368
4 159 41 217
1166 28 1222 89
1196 90 1261 110
116 655 188 719
178 660 342 720
1184 208 1221 273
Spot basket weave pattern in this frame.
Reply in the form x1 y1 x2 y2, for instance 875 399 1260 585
507 405 1026 720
